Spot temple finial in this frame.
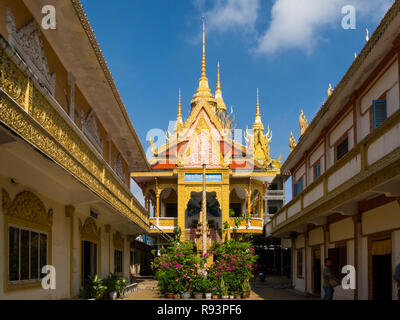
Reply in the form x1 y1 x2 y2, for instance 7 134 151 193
253 88 264 131
201 16 206 77
192 17 213 104
215 61 226 112
175 89 184 132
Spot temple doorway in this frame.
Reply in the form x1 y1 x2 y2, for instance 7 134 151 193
81 240 97 286
370 238 392 300
185 192 222 241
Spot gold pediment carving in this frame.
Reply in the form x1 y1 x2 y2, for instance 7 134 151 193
79 217 100 243
113 231 124 251
2 188 53 229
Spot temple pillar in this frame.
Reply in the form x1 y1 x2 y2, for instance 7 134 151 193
177 183 186 240
156 193 160 218
221 184 230 242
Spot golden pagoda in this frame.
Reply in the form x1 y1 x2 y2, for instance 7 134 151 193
131 18 281 245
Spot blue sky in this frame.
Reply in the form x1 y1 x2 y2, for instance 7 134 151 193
81 0 394 202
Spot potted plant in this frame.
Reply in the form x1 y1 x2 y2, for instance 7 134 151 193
220 278 229 299
241 279 251 299
80 275 107 300
193 276 204 299
117 277 127 298
103 273 119 300
203 278 212 299
234 292 241 299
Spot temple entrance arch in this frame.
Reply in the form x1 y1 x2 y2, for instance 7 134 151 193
185 191 221 230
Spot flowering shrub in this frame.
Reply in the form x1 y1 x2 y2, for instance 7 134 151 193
209 240 258 294
152 239 257 296
152 240 205 293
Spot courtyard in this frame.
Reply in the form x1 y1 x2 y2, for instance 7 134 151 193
123 276 318 301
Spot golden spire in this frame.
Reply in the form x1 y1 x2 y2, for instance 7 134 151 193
201 17 206 78
175 89 184 131
192 17 214 104
215 61 226 112
253 88 264 131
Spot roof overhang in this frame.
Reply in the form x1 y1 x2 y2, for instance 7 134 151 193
23 0 150 171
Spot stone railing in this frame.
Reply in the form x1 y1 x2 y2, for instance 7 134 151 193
0 37 150 232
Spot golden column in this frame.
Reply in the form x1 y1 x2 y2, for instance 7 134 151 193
202 163 207 255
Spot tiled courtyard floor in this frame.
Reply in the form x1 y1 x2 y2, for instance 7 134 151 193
123 276 319 301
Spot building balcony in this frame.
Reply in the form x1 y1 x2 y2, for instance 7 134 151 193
0 38 150 232
229 217 264 233
149 217 178 233
268 109 400 237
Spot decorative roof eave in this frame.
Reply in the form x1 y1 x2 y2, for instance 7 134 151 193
69 0 151 171
281 0 400 174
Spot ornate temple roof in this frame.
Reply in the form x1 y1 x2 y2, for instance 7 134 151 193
147 18 281 173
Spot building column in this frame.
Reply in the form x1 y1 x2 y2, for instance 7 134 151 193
68 73 76 120
65 205 75 298
105 224 111 274
305 233 309 294
291 237 296 288
353 214 361 300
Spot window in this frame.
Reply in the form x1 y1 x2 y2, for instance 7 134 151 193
372 100 387 128
297 249 303 278
8 226 48 283
314 162 321 180
336 137 348 161
293 178 303 198
114 250 123 273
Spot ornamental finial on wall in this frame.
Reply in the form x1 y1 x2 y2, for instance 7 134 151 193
299 110 308 136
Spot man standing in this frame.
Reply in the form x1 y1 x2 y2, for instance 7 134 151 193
323 258 338 300
393 255 400 300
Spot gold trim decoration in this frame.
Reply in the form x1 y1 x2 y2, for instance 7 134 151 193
3 188 53 292
0 43 150 232
2 189 53 229
79 217 100 244
113 231 124 251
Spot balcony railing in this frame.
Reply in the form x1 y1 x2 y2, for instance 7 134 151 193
229 217 263 233
266 190 284 196
268 108 400 235
0 37 150 232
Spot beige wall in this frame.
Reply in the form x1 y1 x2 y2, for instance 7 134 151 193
0 174 132 299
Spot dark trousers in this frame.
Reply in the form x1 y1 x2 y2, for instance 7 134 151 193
323 286 334 300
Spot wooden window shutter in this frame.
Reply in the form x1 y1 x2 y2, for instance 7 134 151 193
372 100 387 128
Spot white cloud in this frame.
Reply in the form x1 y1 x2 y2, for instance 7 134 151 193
202 0 261 33
256 0 395 54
